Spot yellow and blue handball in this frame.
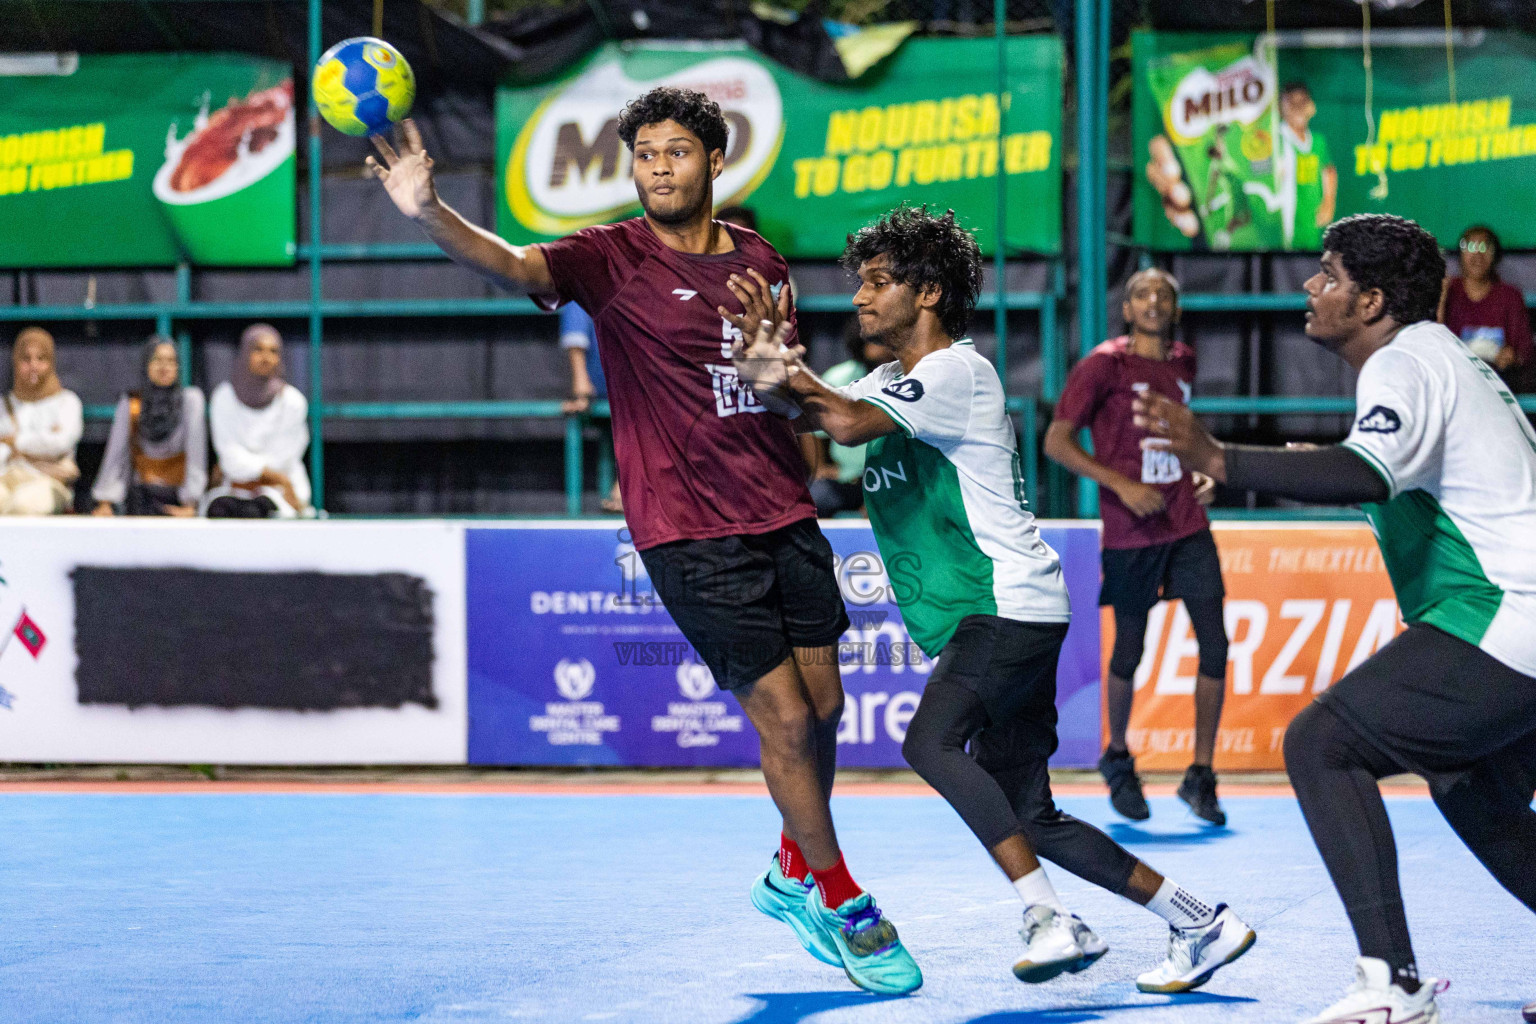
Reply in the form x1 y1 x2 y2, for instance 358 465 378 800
312 37 415 137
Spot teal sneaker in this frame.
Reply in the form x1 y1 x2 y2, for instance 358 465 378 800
808 887 923 995
749 856 840 966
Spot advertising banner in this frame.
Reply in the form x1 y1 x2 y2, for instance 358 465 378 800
0 53 296 267
1133 30 1536 250
466 521 1102 768
0 520 467 763
1110 524 1404 772
495 38 1062 257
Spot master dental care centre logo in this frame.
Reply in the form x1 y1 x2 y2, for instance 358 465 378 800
530 657 620 746
505 54 783 235
651 660 744 748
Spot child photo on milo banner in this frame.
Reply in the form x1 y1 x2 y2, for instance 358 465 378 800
1143 39 1336 252
1136 30 1536 253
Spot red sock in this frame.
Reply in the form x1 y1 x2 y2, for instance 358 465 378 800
810 854 863 910
779 834 809 882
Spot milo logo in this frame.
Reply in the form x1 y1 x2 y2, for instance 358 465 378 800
505 55 784 235
1166 54 1272 143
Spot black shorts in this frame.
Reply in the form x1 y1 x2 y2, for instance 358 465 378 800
1317 623 1536 793
638 517 850 692
928 614 1070 733
1099 527 1225 614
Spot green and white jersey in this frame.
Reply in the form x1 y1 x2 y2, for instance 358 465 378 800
1341 321 1536 677
841 340 1070 657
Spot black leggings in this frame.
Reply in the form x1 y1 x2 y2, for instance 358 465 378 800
1109 594 1227 681
902 616 1140 894
1284 626 1536 973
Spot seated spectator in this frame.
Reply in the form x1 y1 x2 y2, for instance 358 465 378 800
92 336 207 517
0 326 83 515
202 324 311 518
1441 225 1532 384
801 319 893 516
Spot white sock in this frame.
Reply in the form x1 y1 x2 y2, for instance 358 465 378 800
1145 878 1218 929
1012 867 1068 914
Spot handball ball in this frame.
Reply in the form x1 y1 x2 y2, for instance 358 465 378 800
312 37 415 137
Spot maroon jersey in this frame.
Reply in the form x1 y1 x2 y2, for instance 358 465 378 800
1054 336 1209 550
1443 278 1533 365
537 218 815 550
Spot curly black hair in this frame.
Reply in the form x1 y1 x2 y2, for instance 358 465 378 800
1322 214 1445 326
616 87 730 155
841 205 983 339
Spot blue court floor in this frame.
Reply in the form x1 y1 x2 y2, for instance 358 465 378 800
0 790 1530 1024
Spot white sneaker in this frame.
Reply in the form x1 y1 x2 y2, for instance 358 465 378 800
1012 905 1084 983
1135 903 1256 993
1299 957 1444 1024
1062 913 1107 974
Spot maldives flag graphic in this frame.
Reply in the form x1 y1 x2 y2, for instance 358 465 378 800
13 611 44 658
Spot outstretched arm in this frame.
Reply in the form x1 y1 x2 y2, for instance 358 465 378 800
1133 391 1389 504
366 120 554 296
730 320 897 446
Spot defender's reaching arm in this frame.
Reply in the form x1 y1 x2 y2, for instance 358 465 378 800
1133 391 1389 505
730 320 898 445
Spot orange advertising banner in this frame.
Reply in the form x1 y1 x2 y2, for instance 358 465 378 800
1104 524 1405 772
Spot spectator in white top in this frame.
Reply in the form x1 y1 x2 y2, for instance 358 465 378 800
202 323 311 518
92 336 208 517
0 326 83 515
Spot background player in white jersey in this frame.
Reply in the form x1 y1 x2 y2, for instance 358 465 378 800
1137 213 1536 1024
734 205 1255 992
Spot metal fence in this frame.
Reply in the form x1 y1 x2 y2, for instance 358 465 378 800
5 0 1532 518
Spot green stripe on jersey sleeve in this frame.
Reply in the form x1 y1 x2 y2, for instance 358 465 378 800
861 395 916 437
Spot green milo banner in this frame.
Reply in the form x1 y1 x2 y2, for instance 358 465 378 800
0 54 295 267
496 39 1062 257
1134 30 1536 251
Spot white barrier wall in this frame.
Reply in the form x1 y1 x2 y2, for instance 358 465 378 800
0 520 468 764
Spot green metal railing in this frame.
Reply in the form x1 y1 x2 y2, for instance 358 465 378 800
18 0 1531 521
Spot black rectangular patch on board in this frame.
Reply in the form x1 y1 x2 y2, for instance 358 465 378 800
72 568 437 711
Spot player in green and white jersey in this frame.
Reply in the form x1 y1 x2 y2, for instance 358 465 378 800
1138 214 1536 1024
732 205 1255 992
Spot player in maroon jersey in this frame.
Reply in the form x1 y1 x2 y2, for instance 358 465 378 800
365 91 921 993
1044 269 1230 826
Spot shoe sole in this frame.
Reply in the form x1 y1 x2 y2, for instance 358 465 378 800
1013 946 1104 984
750 881 842 967
1135 927 1256 994
839 963 923 995
1115 803 1152 821
1012 956 1076 984
1178 789 1227 827
1067 947 1107 974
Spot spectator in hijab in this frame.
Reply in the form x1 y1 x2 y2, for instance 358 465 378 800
1440 225 1532 384
92 336 207 516
0 326 83 515
202 323 311 518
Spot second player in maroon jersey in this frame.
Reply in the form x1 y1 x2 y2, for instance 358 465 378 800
1045 268 1231 827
